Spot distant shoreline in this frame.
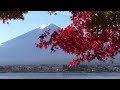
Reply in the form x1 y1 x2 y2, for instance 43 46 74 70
0 72 120 74
0 64 120 73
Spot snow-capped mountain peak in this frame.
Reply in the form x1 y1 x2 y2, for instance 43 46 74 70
0 23 75 65
37 23 60 30
37 23 50 29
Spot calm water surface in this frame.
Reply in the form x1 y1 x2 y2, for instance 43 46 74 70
0 73 120 79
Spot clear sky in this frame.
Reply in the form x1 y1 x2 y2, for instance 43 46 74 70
0 11 71 44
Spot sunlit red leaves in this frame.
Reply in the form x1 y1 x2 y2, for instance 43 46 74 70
0 11 119 67
36 43 43 48
68 59 81 68
107 46 115 53
36 11 120 67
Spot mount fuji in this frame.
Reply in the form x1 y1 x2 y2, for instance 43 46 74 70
0 23 76 65
0 23 119 65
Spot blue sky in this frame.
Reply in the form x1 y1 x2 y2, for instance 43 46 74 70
0 11 71 44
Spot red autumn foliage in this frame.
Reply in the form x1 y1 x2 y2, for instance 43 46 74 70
0 11 119 66
36 11 120 66
0 11 28 24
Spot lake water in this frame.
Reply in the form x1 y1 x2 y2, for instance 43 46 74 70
0 73 120 79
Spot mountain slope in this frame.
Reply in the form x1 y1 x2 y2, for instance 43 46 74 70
0 23 119 65
0 23 76 65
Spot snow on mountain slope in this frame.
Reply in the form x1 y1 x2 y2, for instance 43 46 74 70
37 23 51 29
0 23 119 65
